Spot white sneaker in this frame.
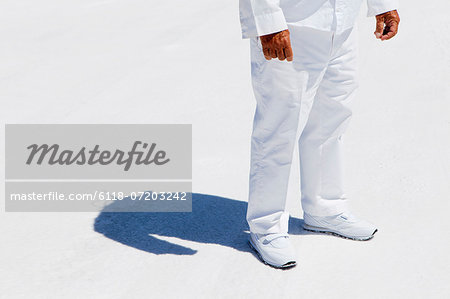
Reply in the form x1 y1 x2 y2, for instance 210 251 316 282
303 212 378 241
249 232 297 269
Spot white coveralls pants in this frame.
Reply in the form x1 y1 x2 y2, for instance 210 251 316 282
247 24 358 235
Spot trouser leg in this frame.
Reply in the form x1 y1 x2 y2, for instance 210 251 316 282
247 27 332 234
299 27 359 216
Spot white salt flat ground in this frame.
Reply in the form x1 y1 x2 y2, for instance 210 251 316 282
1 0 449 298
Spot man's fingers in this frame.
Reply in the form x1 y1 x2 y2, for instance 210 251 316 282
259 30 294 62
271 49 277 59
263 46 293 62
381 22 398 40
375 10 400 41
381 31 395 41
284 45 293 62
263 47 271 60
278 48 286 61
381 27 397 40
374 17 384 39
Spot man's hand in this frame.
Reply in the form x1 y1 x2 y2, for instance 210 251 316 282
260 29 293 61
375 10 400 41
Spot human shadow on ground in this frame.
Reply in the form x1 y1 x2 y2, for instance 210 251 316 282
94 193 311 255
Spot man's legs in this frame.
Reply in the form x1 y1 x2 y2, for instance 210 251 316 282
299 27 359 217
247 26 334 235
296 27 377 240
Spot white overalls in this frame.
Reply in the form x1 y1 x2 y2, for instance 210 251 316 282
240 0 398 234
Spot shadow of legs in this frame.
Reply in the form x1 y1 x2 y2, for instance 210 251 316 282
94 193 251 254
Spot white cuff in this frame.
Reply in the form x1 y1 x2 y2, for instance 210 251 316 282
254 10 288 37
367 0 399 17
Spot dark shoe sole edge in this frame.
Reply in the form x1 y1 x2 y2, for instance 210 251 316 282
248 241 297 270
303 225 378 241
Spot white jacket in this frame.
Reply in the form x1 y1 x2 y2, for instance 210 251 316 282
239 0 399 38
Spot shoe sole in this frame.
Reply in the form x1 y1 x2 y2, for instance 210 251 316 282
248 240 297 270
303 224 378 241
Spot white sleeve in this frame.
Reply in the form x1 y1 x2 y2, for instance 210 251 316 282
367 0 399 17
239 0 288 39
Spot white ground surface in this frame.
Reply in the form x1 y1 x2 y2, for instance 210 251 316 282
1 1 450 298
